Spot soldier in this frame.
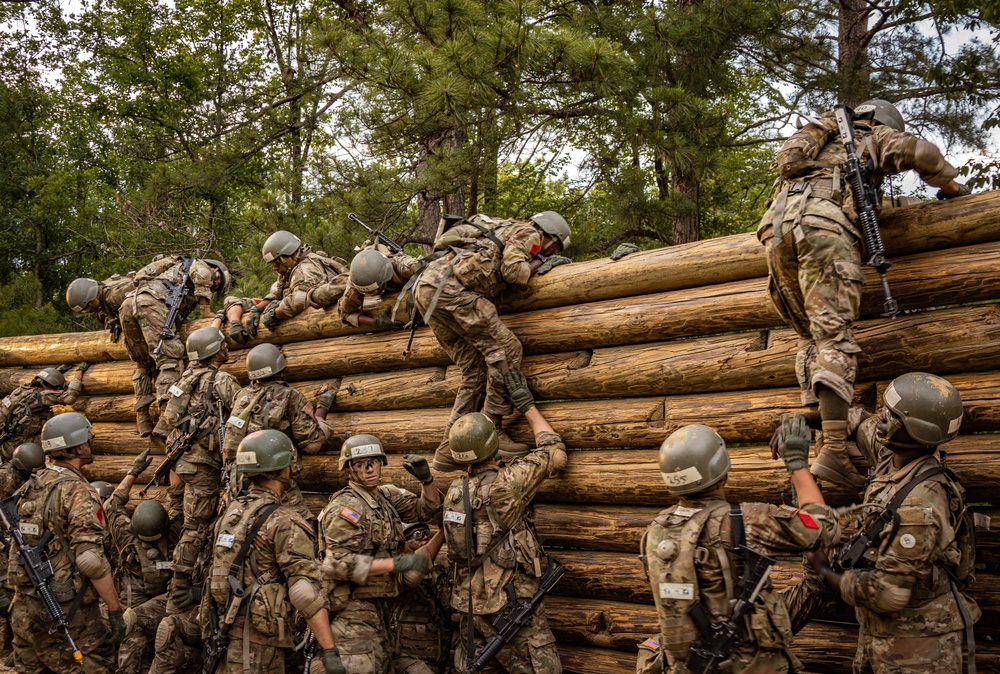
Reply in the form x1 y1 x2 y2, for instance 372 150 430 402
440 376 568 673
162 326 242 613
118 255 230 438
758 99 970 489
66 272 137 345
207 429 344 673
222 342 333 518
796 373 979 674
635 420 841 674
0 364 88 461
334 247 422 331
388 521 454 674
222 230 348 342
102 449 181 674
318 435 442 674
8 412 125 671
412 212 572 471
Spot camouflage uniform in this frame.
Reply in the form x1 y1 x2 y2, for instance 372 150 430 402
119 256 219 412
222 380 331 518
388 559 455 674
90 272 137 338
840 410 979 673
0 460 36 656
442 437 565 673
414 217 540 427
227 245 348 321
335 247 422 326
163 363 241 580
206 484 327 674
0 381 83 461
104 485 181 674
318 482 442 674
636 497 841 674
758 115 959 405
7 461 115 672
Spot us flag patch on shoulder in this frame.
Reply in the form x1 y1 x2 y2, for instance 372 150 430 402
339 507 361 524
639 637 660 651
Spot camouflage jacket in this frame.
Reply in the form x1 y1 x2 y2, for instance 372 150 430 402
273 246 348 318
337 247 422 326
640 495 841 670
840 410 981 638
0 383 82 460
95 272 136 332
7 462 108 605
104 487 181 606
319 482 441 603
163 365 241 469
130 255 217 314
388 559 454 663
222 380 330 468
0 463 30 500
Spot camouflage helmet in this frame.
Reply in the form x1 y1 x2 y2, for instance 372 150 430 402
448 413 499 465
11 443 45 473
66 278 100 312
90 481 114 501
131 499 170 541
203 259 231 293
857 99 905 133
349 249 394 294
882 372 963 447
262 231 302 263
529 211 571 251
246 343 286 381
339 434 388 472
186 326 226 362
236 429 294 474
41 412 93 453
34 367 65 389
658 424 731 495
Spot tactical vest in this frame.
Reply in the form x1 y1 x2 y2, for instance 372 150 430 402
275 248 347 298
210 497 292 647
0 386 48 455
449 220 523 299
442 469 543 575
7 466 96 605
388 581 450 662
117 535 172 607
99 272 137 322
639 500 792 668
132 255 199 314
223 382 300 469
168 367 226 467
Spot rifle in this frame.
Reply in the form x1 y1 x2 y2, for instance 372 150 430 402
202 598 229 674
139 422 196 498
834 105 898 317
153 256 195 356
302 630 317 672
467 555 566 673
685 546 777 674
0 495 84 663
347 213 404 254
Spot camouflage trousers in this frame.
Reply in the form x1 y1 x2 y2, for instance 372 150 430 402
10 593 114 673
854 629 964 674
172 460 222 578
222 637 288 674
454 606 561 674
148 604 203 674
634 637 794 674
331 598 391 674
118 592 167 674
395 656 448 674
415 277 522 425
120 291 186 410
763 213 864 406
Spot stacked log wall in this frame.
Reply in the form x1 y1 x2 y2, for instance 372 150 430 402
3 192 1000 672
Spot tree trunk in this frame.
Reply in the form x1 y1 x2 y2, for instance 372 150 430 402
671 166 700 244
838 0 872 106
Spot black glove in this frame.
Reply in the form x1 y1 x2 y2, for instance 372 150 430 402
778 414 811 473
536 255 572 275
76 361 92 373
109 322 123 344
170 582 201 610
247 305 261 338
128 448 154 477
260 304 279 330
315 391 336 412
504 371 536 413
403 454 433 484
321 649 347 674
108 608 126 644
228 319 250 345
372 309 404 331
610 243 639 260
936 182 972 200
392 552 430 574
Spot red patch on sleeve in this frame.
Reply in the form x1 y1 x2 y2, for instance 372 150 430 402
96 506 104 524
530 244 541 255
797 511 818 529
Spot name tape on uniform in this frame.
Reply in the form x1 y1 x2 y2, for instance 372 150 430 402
659 583 695 600
217 534 235 548
673 506 702 518
18 523 39 536
169 384 185 397
227 416 246 429
661 466 703 488
156 561 173 570
444 511 467 525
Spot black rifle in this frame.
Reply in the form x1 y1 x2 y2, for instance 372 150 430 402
202 598 228 674
0 495 84 663
347 213 404 254
685 546 777 674
834 104 898 317
467 555 566 673
139 421 196 498
302 630 317 671
153 256 195 356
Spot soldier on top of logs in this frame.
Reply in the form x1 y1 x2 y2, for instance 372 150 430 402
780 373 980 674
0 364 88 461
758 99 970 489
222 230 348 344
412 211 573 471
115 255 230 439
635 420 841 674
66 271 137 346
222 342 333 519
333 246 423 331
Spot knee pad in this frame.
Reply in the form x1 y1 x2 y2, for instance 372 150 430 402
154 616 176 652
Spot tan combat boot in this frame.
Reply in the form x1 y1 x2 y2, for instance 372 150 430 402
430 438 463 473
487 414 530 458
135 406 154 438
810 420 866 490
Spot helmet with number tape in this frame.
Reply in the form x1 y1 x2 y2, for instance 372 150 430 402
34 368 65 389
658 424 730 495
66 278 100 312
448 413 499 465
339 434 388 472
856 99 905 133
245 343 286 381
186 326 225 361
349 249 394 294
881 372 963 447
41 412 93 454
236 429 294 474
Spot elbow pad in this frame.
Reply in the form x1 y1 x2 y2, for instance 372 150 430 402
76 547 112 580
913 139 958 187
288 578 325 618
873 584 912 613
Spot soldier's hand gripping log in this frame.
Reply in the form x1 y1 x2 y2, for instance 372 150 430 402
0 495 84 663
834 104 898 317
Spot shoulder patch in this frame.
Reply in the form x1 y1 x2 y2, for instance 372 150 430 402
339 507 361 525
797 511 818 529
639 637 660 652
779 504 798 512
530 243 541 255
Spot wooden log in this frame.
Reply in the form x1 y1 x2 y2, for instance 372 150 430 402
557 644 641 674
